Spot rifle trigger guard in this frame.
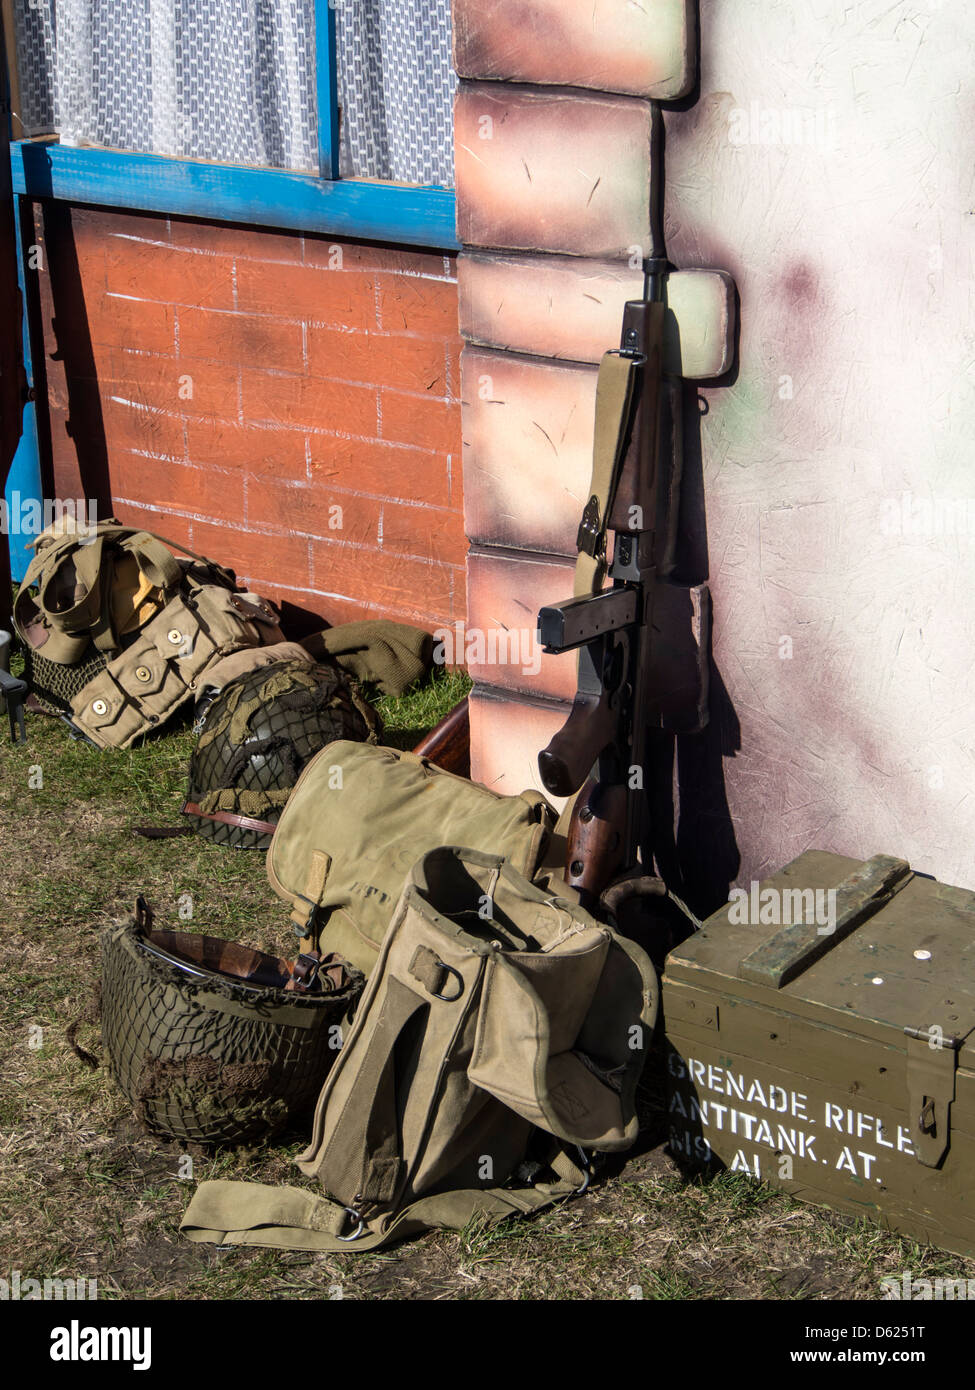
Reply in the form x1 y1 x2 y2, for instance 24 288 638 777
603 628 631 708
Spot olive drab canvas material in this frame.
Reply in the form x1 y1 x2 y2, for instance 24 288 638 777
180 847 658 1252
267 741 558 976
13 517 283 746
195 641 317 703
71 584 282 748
300 620 433 698
663 851 975 1261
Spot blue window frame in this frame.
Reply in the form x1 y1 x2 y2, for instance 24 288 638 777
9 137 458 250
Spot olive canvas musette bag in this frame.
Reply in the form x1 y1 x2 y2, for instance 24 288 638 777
266 741 558 976
181 847 658 1251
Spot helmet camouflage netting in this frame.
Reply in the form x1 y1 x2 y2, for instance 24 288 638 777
185 658 380 850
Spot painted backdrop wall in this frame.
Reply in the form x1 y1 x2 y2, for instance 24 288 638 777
665 0 974 892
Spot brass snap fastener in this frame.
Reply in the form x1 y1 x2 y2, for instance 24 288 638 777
135 666 152 683
167 629 183 645
91 699 108 715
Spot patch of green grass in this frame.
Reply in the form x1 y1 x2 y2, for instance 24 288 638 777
640 1268 704 1300
459 1211 535 1264
373 666 471 749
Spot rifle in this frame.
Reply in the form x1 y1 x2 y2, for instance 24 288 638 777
412 695 470 777
536 259 709 916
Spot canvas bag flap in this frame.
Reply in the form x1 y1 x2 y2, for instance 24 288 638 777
461 858 658 1150
266 742 557 975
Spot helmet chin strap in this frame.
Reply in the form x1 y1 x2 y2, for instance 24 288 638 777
179 800 278 838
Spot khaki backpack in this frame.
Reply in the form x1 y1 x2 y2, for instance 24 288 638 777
267 741 557 975
181 846 658 1252
14 518 283 747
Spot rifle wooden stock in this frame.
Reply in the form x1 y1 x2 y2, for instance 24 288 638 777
412 696 470 777
563 777 627 903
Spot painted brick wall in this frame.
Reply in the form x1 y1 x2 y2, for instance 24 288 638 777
453 1 695 803
33 204 466 633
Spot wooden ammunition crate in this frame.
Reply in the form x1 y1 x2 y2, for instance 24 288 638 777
662 851 975 1259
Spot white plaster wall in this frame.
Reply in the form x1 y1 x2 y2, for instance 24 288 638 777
664 0 975 887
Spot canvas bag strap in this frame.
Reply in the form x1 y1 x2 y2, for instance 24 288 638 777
144 529 239 590
179 1149 588 1254
312 974 426 1209
19 534 111 662
116 530 183 592
289 850 332 940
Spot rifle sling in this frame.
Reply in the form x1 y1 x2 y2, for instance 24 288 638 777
573 352 641 599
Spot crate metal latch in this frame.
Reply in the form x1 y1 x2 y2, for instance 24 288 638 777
904 1026 962 1168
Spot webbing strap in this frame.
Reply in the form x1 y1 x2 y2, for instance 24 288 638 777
179 1155 586 1253
111 524 236 590
117 531 183 592
89 543 121 656
181 1182 352 1250
573 352 641 599
290 851 331 937
17 522 237 664
322 976 423 1207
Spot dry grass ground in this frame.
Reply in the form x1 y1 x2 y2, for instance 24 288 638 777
1 662 972 1302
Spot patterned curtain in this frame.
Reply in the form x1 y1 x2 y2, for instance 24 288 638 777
336 0 455 186
13 0 454 185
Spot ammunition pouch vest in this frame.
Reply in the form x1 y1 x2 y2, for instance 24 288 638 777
266 741 558 976
181 846 657 1251
100 899 364 1147
14 519 283 746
